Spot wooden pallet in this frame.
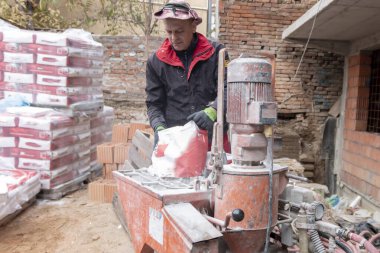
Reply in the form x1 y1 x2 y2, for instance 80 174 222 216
38 173 90 200
0 197 36 227
85 163 103 183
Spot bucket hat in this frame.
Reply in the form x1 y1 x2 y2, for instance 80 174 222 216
154 0 202 25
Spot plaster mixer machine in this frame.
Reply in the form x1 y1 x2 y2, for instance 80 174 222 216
113 50 379 253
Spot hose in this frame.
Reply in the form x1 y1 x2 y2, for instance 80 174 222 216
321 239 345 253
348 232 379 253
354 242 361 253
319 231 353 253
335 239 353 253
346 241 360 253
359 230 372 238
310 230 326 253
369 232 380 244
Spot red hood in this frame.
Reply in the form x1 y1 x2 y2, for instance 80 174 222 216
156 33 215 80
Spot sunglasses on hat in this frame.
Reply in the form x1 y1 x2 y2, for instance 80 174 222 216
154 1 202 25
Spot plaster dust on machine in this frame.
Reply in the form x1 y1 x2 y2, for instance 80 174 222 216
112 50 380 253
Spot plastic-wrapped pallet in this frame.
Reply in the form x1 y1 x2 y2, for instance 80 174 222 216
0 25 104 115
0 168 40 222
0 106 91 190
89 106 114 173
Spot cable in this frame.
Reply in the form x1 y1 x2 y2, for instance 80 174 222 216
281 0 325 104
293 0 324 78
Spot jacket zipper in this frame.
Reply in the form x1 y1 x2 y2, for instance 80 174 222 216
194 47 212 58
184 51 188 76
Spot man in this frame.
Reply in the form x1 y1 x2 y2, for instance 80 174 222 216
145 0 229 150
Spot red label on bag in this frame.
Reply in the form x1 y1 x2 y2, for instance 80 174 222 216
174 130 208 178
155 143 168 158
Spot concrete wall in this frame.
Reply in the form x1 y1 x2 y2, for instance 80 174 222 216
341 54 380 204
218 0 344 181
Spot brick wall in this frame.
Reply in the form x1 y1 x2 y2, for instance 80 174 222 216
219 0 344 181
219 0 343 116
94 0 345 182
94 35 162 124
341 54 380 203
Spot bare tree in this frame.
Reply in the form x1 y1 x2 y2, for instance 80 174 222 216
1 0 166 37
0 0 68 30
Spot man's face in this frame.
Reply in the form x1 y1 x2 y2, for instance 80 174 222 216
164 18 196 51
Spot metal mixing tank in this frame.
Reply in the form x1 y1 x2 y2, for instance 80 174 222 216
214 58 288 252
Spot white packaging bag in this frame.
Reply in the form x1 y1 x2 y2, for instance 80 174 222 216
150 121 208 178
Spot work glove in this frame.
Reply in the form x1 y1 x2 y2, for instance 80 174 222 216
187 107 216 133
154 125 166 147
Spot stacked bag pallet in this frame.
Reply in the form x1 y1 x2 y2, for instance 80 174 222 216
0 22 110 206
89 106 114 177
88 123 151 203
0 169 40 224
0 107 91 198
0 27 104 114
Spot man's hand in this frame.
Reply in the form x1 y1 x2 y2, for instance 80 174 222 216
154 125 166 147
155 125 166 132
187 107 216 132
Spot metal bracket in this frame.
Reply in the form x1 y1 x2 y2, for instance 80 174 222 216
217 184 223 199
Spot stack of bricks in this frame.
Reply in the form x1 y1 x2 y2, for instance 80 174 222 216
88 122 151 203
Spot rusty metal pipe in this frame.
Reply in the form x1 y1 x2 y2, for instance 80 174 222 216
204 215 224 228
223 212 232 228
203 212 232 229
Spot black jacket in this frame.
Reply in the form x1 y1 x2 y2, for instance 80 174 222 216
146 33 228 130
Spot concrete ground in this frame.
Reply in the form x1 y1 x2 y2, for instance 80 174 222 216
0 189 134 253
